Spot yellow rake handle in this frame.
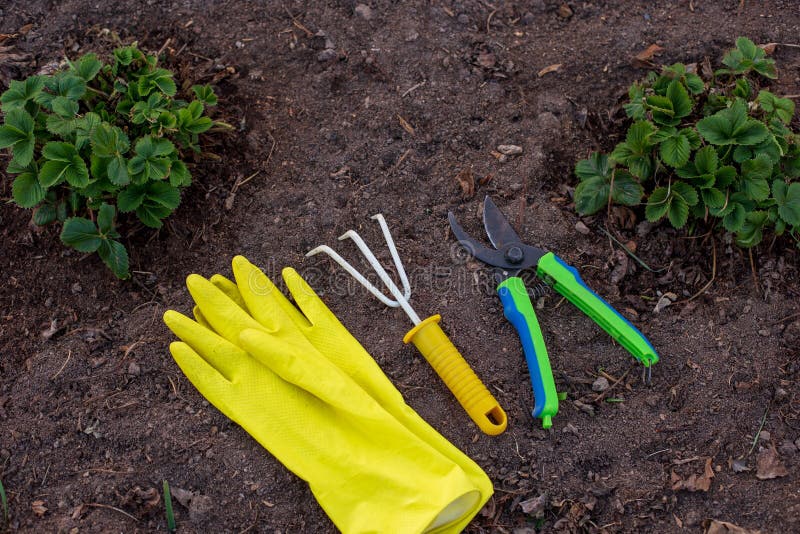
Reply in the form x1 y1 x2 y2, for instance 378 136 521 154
404 315 507 436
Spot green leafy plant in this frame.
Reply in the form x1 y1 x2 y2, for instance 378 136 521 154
574 37 800 248
0 44 225 278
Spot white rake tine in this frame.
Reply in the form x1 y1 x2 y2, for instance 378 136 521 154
371 214 412 302
338 230 422 325
305 245 400 308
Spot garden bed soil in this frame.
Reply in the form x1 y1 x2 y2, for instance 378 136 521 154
2 1 800 532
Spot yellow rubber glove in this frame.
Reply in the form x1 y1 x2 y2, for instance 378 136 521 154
164 275 487 533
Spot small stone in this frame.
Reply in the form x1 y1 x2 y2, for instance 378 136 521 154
354 3 372 20
509 182 523 192
562 423 579 435
497 144 523 156
127 362 141 376
235 40 245 49
457 14 469 24
189 494 214 522
775 387 788 402
758 329 770 337
779 440 798 456
759 430 771 442
71 282 82 294
404 31 419 42
317 49 337 62
592 376 610 392
521 12 536 25
575 221 590 235
573 400 595 416
557 3 573 18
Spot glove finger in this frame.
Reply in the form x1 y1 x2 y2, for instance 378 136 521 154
163 309 248 381
186 274 267 344
282 267 335 327
169 340 230 391
192 305 212 329
238 328 383 417
209 273 248 310
232 255 309 330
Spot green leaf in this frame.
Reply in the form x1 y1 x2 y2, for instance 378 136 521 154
46 114 78 137
775 181 800 226
715 165 737 188
146 181 181 209
723 203 746 232
37 73 86 106
192 84 218 106
128 136 174 182
666 79 692 120
72 53 103 82
33 204 57 225
660 132 691 167
667 195 689 229
609 170 643 206
758 90 794 123
107 155 129 186
646 94 675 126
1 76 44 112
694 145 718 174
117 185 147 212
91 123 130 157
51 96 79 118
139 68 177 96
574 176 609 215
575 152 611 182
673 181 699 206
681 127 702 150
12 171 45 208
75 112 102 150
97 203 116 234
733 78 751 99
623 83 646 120
685 73 704 94
97 239 130 279
736 211 769 247
0 109 35 166
176 101 212 134
741 154 773 180
40 143 89 188
701 187 726 208
61 217 102 252
168 159 191 187
697 100 769 146
645 187 670 222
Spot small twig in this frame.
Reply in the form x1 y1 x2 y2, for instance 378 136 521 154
747 403 770 457
683 238 716 303
749 248 760 293
486 9 497 34
156 37 172 57
592 365 634 403
598 226 666 272
401 80 426 98
50 349 72 380
84 503 139 522
769 310 800 325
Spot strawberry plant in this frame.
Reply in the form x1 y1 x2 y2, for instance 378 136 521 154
0 43 224 278
574 37 800 248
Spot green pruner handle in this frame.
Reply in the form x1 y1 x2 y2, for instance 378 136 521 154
536 252 659 367
497 276 559 429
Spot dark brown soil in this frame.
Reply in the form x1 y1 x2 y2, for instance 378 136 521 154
2 1 800 532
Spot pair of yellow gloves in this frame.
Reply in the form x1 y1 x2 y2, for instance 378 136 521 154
163 256 493 533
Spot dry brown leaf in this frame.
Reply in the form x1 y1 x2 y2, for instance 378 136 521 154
537 63 562 77
454 167 475 199
519 494 548 517
671 457 714 492
633 44 664 68
18 23 33 36
756 445 788 480
706 519 761 534
476 51 496 69
760 42 777 55
32 500 48 517
397 114 415 135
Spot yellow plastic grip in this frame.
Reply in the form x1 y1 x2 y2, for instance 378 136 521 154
403 315 507 436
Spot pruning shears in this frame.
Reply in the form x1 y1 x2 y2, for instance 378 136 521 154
448 196 659 429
